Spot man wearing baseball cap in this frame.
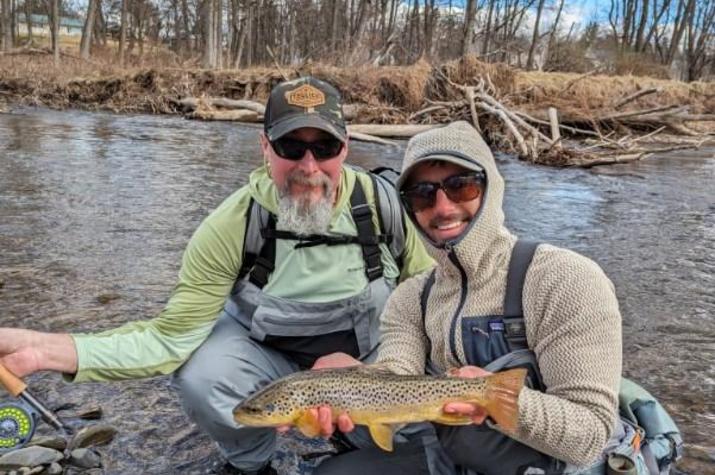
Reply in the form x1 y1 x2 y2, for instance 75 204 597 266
0 77 435 474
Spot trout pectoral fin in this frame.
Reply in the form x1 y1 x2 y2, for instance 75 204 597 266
295 411 321 438
368 423 394 452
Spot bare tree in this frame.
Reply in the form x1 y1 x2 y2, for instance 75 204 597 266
527 0 546 69
80 0 99 59
119 0 128 66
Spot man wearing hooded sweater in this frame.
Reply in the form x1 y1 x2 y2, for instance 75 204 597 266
313 121 623 475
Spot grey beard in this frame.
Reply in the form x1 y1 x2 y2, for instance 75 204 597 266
276 174 334 235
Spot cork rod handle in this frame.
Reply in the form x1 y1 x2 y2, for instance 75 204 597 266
0 362 27 397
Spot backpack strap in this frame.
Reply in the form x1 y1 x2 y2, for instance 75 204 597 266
248 213 277 289
351 178 384 282
369 168 406 270
238 198 267 282
502 240 539 350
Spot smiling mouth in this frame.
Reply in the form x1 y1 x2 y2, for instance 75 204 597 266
434 221 465 231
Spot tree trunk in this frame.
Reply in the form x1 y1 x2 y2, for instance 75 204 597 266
80 0 98 59
202 0 215 67
461 0 476 57
1 0 12 51
119 0 128 66
526 0 545 69
482 0 495 56
52 0 59 65
24 0 32 44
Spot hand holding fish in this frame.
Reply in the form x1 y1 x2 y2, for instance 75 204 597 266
443 366 493 424
275 352 362 436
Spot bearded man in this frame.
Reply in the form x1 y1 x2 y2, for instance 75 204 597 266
0 77 434 474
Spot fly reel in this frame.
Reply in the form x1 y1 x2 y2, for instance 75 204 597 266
0 400 37 452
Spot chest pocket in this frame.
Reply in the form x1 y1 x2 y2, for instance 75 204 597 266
421 240 545 391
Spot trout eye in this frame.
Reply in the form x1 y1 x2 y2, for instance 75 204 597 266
244 405 262 414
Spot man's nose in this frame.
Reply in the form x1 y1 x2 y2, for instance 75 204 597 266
433 189 456 212
296 150 320 173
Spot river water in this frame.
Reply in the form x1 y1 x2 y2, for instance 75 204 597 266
0 108 713 474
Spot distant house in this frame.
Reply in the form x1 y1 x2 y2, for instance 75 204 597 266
17 14 84 37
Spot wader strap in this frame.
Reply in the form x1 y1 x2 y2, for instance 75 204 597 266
238 198 262 282
503 240 539 350
350 179 383 282
248 213 277 288
421 269 437 321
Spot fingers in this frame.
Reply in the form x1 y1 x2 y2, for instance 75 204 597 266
336 413 355 433
443 402 488 425
448 366 492 379
317 406 333 437
312 352 362 370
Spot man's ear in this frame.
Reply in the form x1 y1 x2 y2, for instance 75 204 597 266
259 132 270 154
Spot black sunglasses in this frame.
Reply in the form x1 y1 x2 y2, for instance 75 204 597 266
270 137 344 161
400 172 485 213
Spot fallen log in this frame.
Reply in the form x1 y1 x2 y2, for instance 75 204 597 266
347 124 437 138
613 88 659 109
177 97 265 114
190 109 260 122
348 131 398 145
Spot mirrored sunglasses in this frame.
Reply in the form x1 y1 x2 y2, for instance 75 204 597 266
400 172 485 213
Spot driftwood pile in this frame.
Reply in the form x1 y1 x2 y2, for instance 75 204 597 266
176 67 714 167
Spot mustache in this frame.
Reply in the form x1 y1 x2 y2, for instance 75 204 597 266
428 212 471 228
286 171 331 190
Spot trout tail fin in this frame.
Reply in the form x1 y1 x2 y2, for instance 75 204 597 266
483 368 527 433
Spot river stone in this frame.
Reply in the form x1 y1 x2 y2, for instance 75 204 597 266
96 293 120 304
0 447 64 469
45 463 62 475
68 449 101 469
19 467 44 475
26 436 67 451
67 425 117 450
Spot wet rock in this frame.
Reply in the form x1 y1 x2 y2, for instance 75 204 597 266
96 293 120 304
67 425 117 450
0 447 63 470
68 449 101 469
0 279 5 289
44 463 62 475
26 436 67 451
57 405 103 421
19 467 44 475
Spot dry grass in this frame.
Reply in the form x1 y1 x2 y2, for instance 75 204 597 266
514 70 715 120
1 51 713 124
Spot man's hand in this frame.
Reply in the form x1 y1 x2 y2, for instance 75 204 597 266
443 366 492 424
276 352 361 436
312 352 361 370
0 328 78 377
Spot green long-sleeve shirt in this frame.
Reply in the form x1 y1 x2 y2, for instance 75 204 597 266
70 166 433 382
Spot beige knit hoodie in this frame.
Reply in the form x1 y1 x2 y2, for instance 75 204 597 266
376 121 623 467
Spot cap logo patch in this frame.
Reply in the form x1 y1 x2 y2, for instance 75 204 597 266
285 84 325 110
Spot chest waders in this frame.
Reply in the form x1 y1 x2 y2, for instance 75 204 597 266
224 172 405 369
421 241 678 475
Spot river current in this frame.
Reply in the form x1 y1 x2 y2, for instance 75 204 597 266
0 108 713 473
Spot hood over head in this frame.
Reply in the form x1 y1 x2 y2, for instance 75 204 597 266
399 121 514 275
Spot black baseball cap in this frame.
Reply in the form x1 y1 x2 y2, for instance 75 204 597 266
264 76 347 143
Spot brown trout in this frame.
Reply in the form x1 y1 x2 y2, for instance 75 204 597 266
233 365 526 451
